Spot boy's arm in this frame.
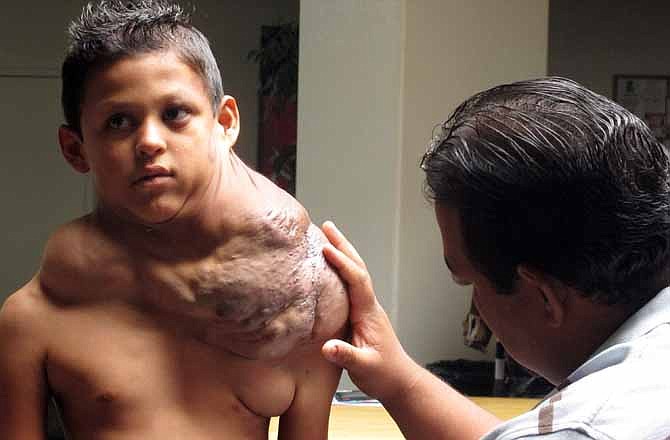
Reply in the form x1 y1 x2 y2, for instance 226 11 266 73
0 288 50 439
277 342 343 439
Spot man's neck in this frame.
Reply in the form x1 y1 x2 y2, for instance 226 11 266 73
544 298 636 385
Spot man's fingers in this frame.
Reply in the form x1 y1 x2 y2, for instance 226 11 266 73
322 243 355 277
321 221 365 268
322 339 369 372
323 243 377 311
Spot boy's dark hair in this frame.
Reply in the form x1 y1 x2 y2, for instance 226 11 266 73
421 77 670 307
62 0 223 135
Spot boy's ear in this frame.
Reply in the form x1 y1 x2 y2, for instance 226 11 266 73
517 265 567 328
216 95 240 149
58 125 90 173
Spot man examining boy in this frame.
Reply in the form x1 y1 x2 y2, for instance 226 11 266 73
0 1 348 438
321 77 670 439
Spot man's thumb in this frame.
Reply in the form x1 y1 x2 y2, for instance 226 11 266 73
322 339 361 369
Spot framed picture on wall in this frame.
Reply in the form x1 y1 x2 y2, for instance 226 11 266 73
613 75 670 147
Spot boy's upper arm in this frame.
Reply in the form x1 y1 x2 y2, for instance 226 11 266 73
0 289 50 439
277 345 343 440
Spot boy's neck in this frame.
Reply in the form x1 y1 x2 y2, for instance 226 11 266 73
95 154 273 260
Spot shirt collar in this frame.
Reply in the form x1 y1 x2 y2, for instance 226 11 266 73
594 286 670 354
559 286 670 388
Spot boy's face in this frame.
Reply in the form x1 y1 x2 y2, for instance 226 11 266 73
59 50 238 226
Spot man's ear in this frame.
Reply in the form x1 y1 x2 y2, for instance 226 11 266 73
517 265 566 328
216 95 240 150
58 125 90 173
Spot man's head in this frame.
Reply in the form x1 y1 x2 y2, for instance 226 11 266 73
62 0 223 136
422 77 670 309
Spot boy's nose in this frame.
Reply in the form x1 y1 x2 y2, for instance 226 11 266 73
135 120 167 158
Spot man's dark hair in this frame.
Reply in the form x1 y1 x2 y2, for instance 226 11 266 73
421 77 670 306
61 0 223 135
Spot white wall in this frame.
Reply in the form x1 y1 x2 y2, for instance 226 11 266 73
548 0 670 98
298 0 405 389
298 0 548 378
0 0 297 300
0 2 90 298
397 0 549 367
297 0 405 316
0 76 89 296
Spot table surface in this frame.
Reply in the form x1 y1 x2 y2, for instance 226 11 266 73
268 396 540 439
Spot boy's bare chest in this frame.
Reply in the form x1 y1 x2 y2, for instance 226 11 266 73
45 302 295 434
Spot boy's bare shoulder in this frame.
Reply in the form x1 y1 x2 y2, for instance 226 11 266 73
0 280 51 351
0 217 106 339
39 216 137 304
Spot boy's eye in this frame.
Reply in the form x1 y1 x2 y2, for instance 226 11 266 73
107 114 132 130
164 107 190 123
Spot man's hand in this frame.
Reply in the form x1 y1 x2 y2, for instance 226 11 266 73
320 221 502 440
320 221 421 402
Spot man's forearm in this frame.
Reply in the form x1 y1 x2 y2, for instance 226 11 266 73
381 361 502 440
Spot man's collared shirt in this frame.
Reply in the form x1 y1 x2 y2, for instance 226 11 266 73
481 287 670 440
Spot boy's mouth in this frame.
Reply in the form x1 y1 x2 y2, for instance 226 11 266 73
133 166 173 185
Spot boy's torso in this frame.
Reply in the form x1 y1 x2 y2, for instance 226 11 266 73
42 296 290 439
29 205 348 439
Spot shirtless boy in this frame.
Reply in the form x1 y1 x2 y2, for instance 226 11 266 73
0 1 348 438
